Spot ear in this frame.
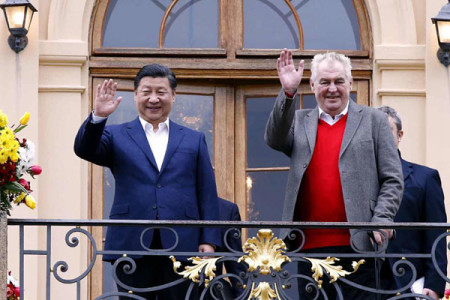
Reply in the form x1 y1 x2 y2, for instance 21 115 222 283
349 77 353 89
398 130 404 141
310 79 314 92
172 89 176 103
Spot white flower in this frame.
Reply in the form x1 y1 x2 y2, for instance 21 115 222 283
16 140 35 177
7 272 19 286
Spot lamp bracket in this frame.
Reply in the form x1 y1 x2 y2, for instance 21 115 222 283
7 34 27 53
437 49 450 67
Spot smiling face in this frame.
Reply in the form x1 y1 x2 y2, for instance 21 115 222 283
134 76 176 127
310 60 352 116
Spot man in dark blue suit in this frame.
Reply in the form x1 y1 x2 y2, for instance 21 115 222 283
74 64 220 299
204 198 246 300
378 106 447 300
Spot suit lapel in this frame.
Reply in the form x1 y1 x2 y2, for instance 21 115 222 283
340 101 363 158
305 108 319 153
159 121 185 175
126 117 158 171
401 158 413 181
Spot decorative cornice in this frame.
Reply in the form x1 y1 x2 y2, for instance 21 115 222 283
38 85 86 93
376 59 425 71
39 55 88 67
377 88 426 97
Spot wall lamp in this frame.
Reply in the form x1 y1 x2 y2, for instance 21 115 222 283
0 0 37 53
432 0 450 67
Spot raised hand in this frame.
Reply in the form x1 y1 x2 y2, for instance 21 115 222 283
277 49 304 94
94 79 123 117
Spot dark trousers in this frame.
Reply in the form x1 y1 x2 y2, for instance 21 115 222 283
115 230 199 300
297 246 378 300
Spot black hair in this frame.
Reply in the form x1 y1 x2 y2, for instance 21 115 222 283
134 64 177 90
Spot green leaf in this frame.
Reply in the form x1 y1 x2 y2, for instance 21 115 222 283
4 182 27 193
13 124 27 134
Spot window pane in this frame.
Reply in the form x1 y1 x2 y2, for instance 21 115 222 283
164 0 219 48
246 96 298 168
244 0 360 50
170 94 214 159
302 94 316 109
103 0 219 48
103 0 168 47
247 171 288 235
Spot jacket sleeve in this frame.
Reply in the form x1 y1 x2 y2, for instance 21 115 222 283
264 89 296 157
371 115 404 223
423 170 447 295
74 114 113 168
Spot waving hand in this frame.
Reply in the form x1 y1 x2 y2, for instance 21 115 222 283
277 49 304 94
94 79 123 117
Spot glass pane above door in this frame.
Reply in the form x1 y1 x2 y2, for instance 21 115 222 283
244 0 361 50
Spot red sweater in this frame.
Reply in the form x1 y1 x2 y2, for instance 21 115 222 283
296 114 350 249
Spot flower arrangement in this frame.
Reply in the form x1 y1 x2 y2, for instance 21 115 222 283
0 110 41 215
7 271 20 300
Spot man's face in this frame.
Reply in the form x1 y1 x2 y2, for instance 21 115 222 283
310 60 352 116
387 117 403 148
134 76 175 126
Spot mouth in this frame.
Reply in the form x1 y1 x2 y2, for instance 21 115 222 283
325 95 340 100
146 106 161 112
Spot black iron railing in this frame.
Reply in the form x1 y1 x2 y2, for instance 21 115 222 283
6 219 450 300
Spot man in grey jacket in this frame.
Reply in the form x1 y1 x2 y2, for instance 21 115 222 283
265 49 403 299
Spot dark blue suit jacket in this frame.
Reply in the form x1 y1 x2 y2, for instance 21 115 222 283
386 157 447 295
206 198 245 299
74 115 220 261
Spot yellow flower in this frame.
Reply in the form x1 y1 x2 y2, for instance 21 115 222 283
0 151 7 164
10 152 19 162
14 192 26 204
0 111 8 128
25 195 36 209
19 112 30 125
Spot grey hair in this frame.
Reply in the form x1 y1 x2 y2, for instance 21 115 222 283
310 52 352 82
377 106 402 131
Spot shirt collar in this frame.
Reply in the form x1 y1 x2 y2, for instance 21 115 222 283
139 117 170 133
318 100 350 120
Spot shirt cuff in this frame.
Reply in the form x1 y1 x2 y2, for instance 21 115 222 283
284 90 297 99
91 111 107 124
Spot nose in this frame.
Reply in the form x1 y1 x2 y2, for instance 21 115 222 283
328 82 337 92
148 93 159 103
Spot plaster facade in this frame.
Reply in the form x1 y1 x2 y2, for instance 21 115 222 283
1 0 449 298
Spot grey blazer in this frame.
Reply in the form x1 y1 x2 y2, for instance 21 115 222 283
265 90 404 251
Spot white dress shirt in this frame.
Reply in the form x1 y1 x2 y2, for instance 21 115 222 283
139 117 169 171
318 101 349 125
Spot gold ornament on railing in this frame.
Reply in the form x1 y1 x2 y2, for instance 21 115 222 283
250 282 279 299
238 229 291 275
170 256 220 287
171 229 365 300
304 257 365 288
